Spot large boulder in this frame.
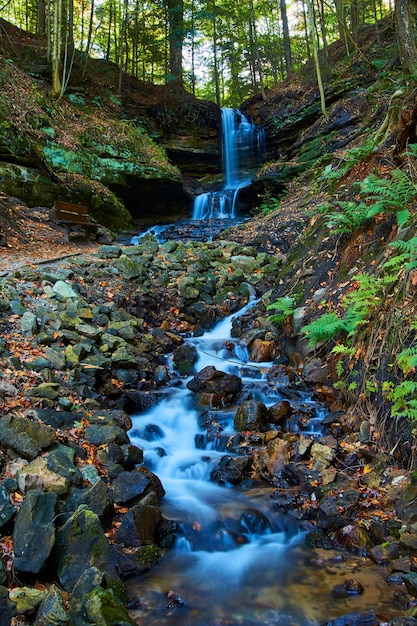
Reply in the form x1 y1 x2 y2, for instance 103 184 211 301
234 400 269 432
0 415 56 460
13 490 58 574
187 366 242 406
53 506 119 592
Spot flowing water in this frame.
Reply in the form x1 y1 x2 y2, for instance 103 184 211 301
127 303 398 626
192 108 265 221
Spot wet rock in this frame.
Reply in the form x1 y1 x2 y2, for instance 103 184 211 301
34 584 69 625
302 357 328 384
111 466 165 504
28 408 86 430
0 485 16 529
9 586 46 616
310 442 336 469
210 455 252 485
84 423 129 446
53 506 119 592
252 437 289 477
187 365 242 406
26 382 61 400
113 504 162 547
234 400 269 432
13 490 58 573
239 510 271 534
325 610 379 625
68 566 104 625
84 586 136 625
0 586 17 626
67 480 113 522
111 469 151 504
0 415 56 460
402 572 417 596
18 457 68 494
335 524 373 556
46 444 84 486
304 529 333 549
332 579 364 598
388 619 417 625
133 544 163 572
120 444 144 470
164 590 186 610
317 496 346 530
269 400 291 424
399 530 417 553
370 541 400 565
249 338 277 361
172 344 198 376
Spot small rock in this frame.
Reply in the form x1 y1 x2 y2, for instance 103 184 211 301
332 579 364 598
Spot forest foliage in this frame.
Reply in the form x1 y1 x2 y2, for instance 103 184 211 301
0 0 407 107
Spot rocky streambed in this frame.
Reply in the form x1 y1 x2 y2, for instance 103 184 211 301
0 235 416 625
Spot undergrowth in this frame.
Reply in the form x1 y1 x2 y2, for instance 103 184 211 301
269 162 417 423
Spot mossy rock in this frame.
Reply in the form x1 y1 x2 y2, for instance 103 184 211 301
84 587 135 626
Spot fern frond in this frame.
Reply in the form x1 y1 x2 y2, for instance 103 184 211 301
301 312 346 346
389 237 417 256
266 296 296 323
397 346 417 375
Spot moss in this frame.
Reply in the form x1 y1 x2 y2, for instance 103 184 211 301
134 544 162 569
85 587 135 626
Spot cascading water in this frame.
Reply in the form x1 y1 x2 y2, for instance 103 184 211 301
192 108 265 221
126 303 396 625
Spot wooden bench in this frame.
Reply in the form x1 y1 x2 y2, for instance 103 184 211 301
54 200 98 243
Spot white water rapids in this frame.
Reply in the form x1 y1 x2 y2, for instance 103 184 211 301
126 302 396 625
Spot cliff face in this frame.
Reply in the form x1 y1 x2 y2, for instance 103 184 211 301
0 19 223 227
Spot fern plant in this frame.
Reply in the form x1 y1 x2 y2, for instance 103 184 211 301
388 237 417 271
301 312 347 346
383 380 417 419
301 273 383 347
324 201 371 234
359 169 416 227
324 169 416 236
266 296 296 324
397 346 417 375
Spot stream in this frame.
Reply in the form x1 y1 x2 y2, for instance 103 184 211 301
126 108 400 625
126 302 398 626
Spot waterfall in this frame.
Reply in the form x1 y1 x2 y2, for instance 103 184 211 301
192 108 265 221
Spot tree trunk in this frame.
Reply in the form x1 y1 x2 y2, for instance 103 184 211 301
83 0 95 76
306 0 327 117
37 0 46 35
249 0 266 100
166 0 184 90
334 0 349 54
301 0 311 59
395 0 417 73
212 0 220 107
51 0 62 98
280 0 292 76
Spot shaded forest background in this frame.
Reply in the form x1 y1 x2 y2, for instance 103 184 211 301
1 0 415 108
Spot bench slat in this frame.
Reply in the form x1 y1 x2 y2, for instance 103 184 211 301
55 211 90 225
55 200 89 216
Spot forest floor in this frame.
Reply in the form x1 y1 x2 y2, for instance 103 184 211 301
0 202 99 274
